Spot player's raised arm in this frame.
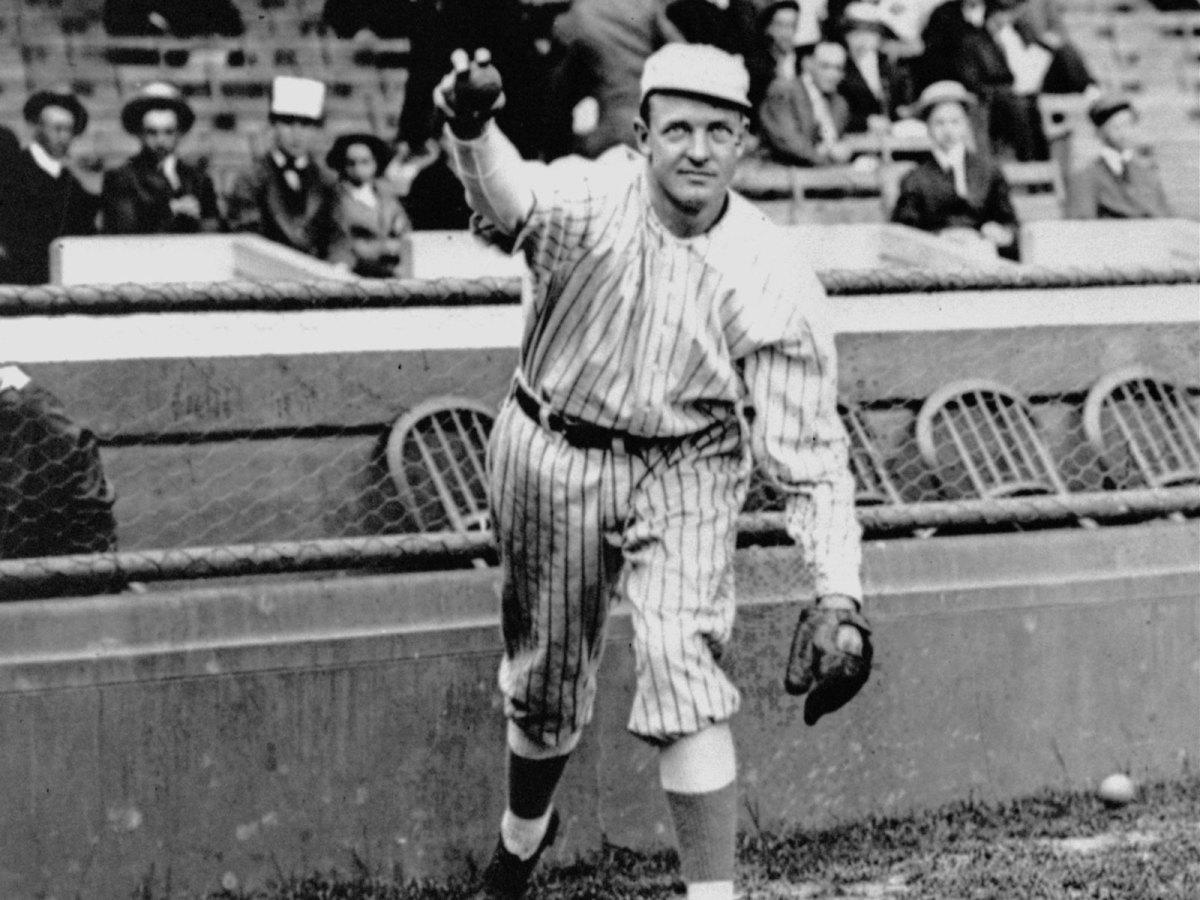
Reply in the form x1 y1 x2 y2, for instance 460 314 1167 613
434 48 535 236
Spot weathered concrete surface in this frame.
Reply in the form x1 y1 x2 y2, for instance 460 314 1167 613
1 521 1197 897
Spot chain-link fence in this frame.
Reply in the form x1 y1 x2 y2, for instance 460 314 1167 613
1 266 1198 598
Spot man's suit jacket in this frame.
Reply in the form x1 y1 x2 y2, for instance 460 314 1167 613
0 149 98 285
225 155 341 259
891 151 1017 233
1066 156 1173 220
840 53 910 133
101 150 222 234
758 77 851 166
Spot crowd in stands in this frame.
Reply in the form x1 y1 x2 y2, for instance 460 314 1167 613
0 0 1185 284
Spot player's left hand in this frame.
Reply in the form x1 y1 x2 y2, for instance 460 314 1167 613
784 601 873 725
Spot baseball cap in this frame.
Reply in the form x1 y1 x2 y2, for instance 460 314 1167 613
640 43 752 113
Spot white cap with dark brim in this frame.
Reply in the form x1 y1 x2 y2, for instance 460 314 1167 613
640 43 752 113
270 76 326 121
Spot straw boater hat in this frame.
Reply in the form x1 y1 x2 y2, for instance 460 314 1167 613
120 82 196 135
23 85 89 134
640 43 752 112
1087 94 1135 129
326 132 393 173
840 2 899 38
269 75 326 123
905 80 978 120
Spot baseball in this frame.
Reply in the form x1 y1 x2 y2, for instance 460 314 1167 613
1097 773 1136 807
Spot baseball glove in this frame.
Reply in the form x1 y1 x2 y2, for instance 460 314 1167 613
784 603 873 726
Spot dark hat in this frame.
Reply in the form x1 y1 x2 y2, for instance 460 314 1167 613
1088 94 1135 129
758 0 801 28
326 132 393 173
120 82 196 135
904 80 978 119
23 86 89 134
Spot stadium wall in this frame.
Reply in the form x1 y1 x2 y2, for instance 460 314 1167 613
0 521 1196 897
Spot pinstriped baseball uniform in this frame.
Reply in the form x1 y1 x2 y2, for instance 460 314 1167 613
471 138 862 748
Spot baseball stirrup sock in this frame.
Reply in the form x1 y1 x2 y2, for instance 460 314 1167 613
507 749 570 819
664 780 738 885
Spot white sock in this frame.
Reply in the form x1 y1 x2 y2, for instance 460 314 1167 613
500 806 554 860
687 881 735 900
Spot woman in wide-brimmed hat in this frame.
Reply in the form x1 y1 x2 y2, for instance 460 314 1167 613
890 80 1020 260
326 132 411 278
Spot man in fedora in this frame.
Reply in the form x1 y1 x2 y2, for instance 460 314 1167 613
1066 95 1172 219
0 87 98 285
226 76 343 260
102 82 222 235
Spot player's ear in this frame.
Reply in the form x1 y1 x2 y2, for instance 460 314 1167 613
633 115 650 157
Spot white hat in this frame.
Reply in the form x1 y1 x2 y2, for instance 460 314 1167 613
270 75 326 121
640 43 751 112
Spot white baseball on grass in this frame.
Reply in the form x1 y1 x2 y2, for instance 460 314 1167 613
1097 773 1136 807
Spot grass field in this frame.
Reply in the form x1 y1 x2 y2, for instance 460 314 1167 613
210 774 1200 899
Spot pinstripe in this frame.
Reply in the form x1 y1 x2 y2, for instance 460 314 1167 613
475 146 860 747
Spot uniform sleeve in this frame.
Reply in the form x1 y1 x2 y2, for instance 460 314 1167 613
449 121 605 274
741 265 863 602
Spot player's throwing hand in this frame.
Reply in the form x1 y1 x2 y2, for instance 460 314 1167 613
433 47 505 140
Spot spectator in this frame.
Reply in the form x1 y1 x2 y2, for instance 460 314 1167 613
752 0 802 110
321 0 411 39
0 87 98 285
837 2 912 134
102 82 222 235
103 0 243 37
226 77 345 261
891 80 1019 259
1016 0 1093 94
404 123 473 230
0 364 117 561
326 133 411 277
1066 95 1172 220
918 0 1048 160
544 0 681 160
0 124 22 283
759 40 853 166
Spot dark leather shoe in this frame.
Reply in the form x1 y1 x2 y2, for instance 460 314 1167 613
473 808 561 899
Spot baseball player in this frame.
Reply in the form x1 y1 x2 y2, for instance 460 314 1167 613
435 42 873 900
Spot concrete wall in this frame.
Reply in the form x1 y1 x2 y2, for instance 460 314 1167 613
1 521 1196 897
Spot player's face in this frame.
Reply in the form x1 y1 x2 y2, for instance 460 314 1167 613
635 93 745 220
140 109 181 160
1100 109 1137 152
926 101 971 153
766 8 799 56
272 117 320 159
35 106 77 160
343 142 378 185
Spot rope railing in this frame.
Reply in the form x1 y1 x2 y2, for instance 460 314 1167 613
2 488 1196 598
1 264 1197 316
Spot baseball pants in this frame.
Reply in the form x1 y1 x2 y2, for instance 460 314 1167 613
487 396 751 750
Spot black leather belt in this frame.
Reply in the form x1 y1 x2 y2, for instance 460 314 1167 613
512 381 660 453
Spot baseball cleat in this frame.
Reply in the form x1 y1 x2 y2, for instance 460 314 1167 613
472 808 561 899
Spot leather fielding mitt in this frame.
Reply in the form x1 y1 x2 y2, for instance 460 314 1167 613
784 603 874 726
